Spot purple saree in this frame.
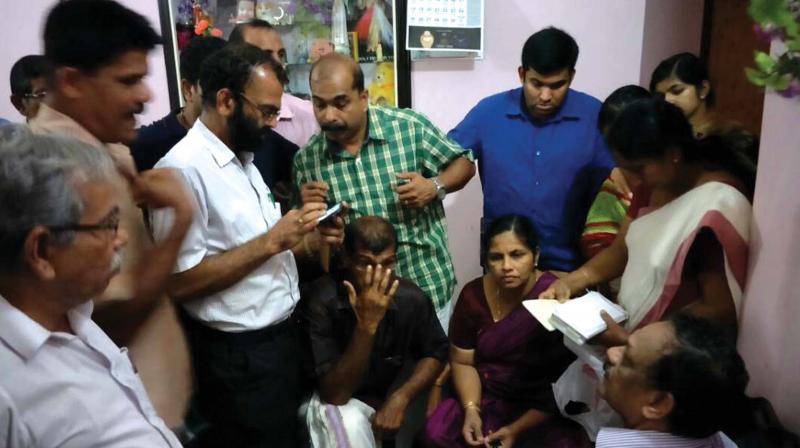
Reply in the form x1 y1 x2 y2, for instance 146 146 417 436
424 273 581 447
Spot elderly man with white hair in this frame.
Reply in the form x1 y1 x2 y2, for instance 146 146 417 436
0 125 192 447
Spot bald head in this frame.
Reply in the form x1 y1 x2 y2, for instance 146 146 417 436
310 53 365 93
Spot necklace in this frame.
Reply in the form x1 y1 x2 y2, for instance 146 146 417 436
489 270 542 321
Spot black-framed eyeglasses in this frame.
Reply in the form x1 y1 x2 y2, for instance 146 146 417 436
21 90 47 100
238 93 281 121
50 219 119 238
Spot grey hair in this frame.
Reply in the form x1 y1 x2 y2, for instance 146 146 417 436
0 124 117 270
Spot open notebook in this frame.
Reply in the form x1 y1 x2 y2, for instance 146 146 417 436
522 291 628 345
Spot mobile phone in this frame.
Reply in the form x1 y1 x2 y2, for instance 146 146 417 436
317 202 344 225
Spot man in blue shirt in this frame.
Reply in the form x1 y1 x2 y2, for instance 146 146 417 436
129 36 226 171
449 27 615 272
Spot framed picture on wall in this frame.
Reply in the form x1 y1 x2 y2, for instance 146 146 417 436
157 0 412 110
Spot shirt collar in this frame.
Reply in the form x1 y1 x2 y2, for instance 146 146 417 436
278 92 296 120
325 108 387 159
596 427 726 448
505 87 582 124
0 293 94 361
192 118 250 168
30 103 105 149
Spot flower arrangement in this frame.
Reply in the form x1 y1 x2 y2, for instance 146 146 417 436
747 0 800 98
192 1 222 37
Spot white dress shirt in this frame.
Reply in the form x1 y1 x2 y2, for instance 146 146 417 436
0 295 181 447
152 119 300 332
596 427 738 448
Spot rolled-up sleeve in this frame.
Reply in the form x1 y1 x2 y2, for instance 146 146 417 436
415 112 474 178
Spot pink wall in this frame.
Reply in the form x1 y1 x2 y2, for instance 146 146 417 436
0 0 171 126
413 0 705 293
639 0 705 86
738 43 800 432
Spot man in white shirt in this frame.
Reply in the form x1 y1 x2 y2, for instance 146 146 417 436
151 44 334 447
229 19 320 148
0 126 192 447
597 313 747 447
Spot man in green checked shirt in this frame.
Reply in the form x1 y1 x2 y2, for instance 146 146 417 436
294 54 475 328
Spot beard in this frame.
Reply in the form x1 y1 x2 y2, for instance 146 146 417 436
229 102 266 152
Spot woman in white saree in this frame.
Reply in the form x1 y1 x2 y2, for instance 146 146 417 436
542 98 756 439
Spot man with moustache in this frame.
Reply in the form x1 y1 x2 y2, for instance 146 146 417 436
598 313 744 447
151 45 336 447
294 54 475 328
0 126 191 447
301 216 448 447
29 0 195 426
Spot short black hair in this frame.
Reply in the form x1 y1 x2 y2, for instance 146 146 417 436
598 85 650 135
9 55 52 95
344 216 397 255
650 52 715 107
228 19 275 45
482 214 538 261
44 0 161 73
521 27 579 74
179 36 227 85
199 44 285 107
649 313 749 438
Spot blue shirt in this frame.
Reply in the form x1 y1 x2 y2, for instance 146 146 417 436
449 87 614 271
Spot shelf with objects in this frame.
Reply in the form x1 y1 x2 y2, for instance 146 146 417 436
157 0 411 110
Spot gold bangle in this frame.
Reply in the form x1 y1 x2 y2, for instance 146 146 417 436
463 401 481 413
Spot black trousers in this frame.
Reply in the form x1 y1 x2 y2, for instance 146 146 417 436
182 314 302 448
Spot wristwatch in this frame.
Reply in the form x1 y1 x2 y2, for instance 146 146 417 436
432 177 447 201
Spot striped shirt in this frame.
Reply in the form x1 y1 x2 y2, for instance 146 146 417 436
596 427 738 448
293 106 473 310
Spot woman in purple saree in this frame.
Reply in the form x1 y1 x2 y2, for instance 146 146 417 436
425 215 581 447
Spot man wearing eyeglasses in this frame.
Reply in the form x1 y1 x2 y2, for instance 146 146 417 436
0 126 191 447
151 44 340 447
9 55 50 122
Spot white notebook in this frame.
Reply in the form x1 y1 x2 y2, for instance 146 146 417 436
523 291 628 345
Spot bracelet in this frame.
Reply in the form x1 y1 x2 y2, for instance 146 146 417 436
463 401 481 413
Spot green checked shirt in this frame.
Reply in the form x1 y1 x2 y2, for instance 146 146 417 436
293 106 473 311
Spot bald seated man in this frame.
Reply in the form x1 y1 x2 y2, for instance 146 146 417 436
300 216 448 447
294 53 476 330
598 313 746 447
